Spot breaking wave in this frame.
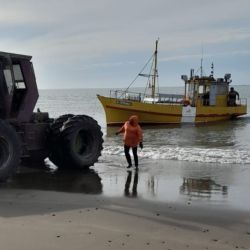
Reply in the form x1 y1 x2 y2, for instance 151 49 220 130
102 145 250 164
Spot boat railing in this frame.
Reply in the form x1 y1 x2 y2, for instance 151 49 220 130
110 90 184 104
157 93 184 104
237 98 247 106
225 97 247 106
195 95 247 107
110 90 142 102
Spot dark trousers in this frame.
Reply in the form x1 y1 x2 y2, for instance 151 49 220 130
228 97 236 106
124 145 138 166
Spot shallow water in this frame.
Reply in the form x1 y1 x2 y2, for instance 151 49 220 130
3 158 250 212
95 156 250 211
4 86 250 211
37 86 250 164
104 120 250 164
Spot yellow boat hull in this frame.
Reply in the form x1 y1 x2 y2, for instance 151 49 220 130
97 95 247 125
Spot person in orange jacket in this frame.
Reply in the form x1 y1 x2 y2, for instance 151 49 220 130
116 115 143 169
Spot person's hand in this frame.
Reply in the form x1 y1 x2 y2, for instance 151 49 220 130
115 132 119 135
139 142 143 149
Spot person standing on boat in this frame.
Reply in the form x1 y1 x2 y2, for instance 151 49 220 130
116 115 143 169
228 87 239 106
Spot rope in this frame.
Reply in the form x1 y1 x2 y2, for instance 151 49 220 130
122 52 155 95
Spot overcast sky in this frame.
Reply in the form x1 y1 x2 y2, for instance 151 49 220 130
1 0 250 89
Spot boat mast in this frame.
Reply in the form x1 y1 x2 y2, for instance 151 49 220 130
152 39 158 99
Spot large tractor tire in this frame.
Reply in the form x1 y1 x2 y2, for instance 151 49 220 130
50 114 74 137
50 115 103 169
0 120 21 182
49 114 74 167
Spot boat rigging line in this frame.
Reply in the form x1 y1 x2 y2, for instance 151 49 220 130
121 39 160 101
121 52 154 97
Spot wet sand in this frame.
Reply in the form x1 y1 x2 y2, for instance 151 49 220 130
0 188 249 250
0 161 250 250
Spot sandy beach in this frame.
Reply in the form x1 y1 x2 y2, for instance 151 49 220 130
0 162 249 250
1 0 250 248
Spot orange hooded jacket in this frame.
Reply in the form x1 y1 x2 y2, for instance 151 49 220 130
118 115 143 147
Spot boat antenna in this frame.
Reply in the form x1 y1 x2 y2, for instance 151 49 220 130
210 62 214 77
200 44 203 77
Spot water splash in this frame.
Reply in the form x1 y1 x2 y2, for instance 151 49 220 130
103 145 250 164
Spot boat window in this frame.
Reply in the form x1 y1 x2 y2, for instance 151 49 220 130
216 84 228 95
198 85 204 94
210 85 217 105
188 83 194 97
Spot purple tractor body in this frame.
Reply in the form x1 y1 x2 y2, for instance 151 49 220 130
0 52 103 181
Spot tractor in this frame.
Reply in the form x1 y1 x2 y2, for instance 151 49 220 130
0 51 103 181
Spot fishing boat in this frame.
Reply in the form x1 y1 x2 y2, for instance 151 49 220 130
97 40 247 125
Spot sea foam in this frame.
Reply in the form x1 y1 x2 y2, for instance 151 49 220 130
102 145 250 164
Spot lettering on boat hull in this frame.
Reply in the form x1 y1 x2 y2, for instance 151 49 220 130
181 106 196 123
116 100 132 106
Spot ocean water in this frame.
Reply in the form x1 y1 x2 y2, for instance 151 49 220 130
37 86 250 165
30 86 250 210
